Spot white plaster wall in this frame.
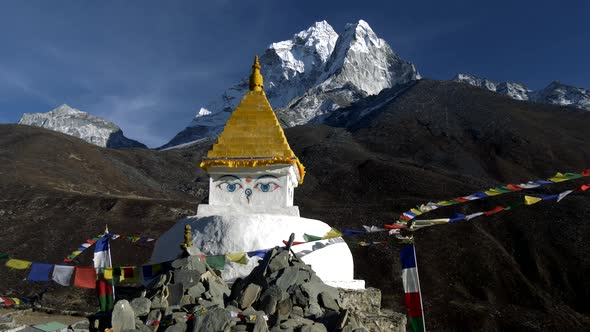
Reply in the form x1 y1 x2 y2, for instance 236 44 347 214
149 214 356 284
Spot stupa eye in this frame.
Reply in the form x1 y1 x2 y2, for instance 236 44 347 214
217 182 243 192
254 182 280 192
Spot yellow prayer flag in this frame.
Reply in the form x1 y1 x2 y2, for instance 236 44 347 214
12 298 21 305
410 208 422 215
226 252 248 265
72 251 82 256
525 196 542 205
484 189 502 196
5 259 32 270
103 267 114 280
323 227 343 239
548 172 568 183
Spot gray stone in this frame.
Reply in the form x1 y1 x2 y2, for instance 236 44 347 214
275 266 299 291
174 270 199 289
168 283 185 306
279 319 299 329
295 269 311 285
186 256 207 274
305 302 323 318
192 307 232 332
164 305 181 318
259 285 283 315
163 321 186 332
180 295 194 307
238 283 262 309
131 297 152 317
172 312 188 324
171 257 189 269
196 298 219 309
291 306 304 318
302 323 328 332
188 283 206 299
301 282 338 304
112 300 136 332
277 298 292 318
252 314 268 332
231 324 248 331
268 251 290 273
135 320 152 332
318 292 339 312
292 286 309 307
186 246 203 257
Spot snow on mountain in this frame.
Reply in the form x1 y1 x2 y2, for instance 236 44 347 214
160 20 419 149
19 104 146 149
453 74 590 110
529 81 590 111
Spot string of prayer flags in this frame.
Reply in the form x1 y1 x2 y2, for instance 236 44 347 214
400 243 425 332
27 263 53 282
398 169 590 222
5 258 32 270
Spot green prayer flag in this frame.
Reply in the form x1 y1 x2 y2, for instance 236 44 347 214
408 317 425 332
206 255 226 270
303 233 322 242
0 253 9 260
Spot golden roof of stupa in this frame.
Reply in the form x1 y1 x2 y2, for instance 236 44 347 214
199 56 305 183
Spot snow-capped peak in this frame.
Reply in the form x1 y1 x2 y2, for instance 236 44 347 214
160 19 419 149
19 105 146 149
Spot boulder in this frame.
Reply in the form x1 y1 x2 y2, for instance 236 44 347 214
112 300 136 332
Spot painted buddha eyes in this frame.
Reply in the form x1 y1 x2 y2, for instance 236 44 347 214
254 182 280 192
217 175 280 193
217 181 243 192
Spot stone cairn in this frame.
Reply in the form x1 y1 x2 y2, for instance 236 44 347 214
105 230 405 332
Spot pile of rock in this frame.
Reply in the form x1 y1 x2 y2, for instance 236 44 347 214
105 244 401 332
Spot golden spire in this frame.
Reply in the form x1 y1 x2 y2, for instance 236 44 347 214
249 55 264 92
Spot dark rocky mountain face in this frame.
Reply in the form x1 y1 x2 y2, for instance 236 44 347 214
2 80 590 331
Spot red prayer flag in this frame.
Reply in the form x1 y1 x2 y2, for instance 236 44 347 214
282 240 305 246
399 215 412 221
404 292 423 318
86 239 96 245
582 169 590 177
453 197 470 203
74 267 96 289
1 297 14 307
484 206 505 216
581 184 590 191
506 184 523 191
384 223 409 229
63 258 73 263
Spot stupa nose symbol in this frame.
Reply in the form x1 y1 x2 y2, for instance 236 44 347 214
245 188 253 203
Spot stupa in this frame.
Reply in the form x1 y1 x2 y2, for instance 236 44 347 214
151 57 364 289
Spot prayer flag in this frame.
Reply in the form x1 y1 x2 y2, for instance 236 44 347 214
465 212 484 221
323 228 342 239
343 230 365 236
5 259 32 270
52 265 75 286
226 252 248 265
484 188 503 196
400 243 425 332
539 194 558 200
142 264 162 280
525 196 542 205
1 297 14 307
384 223 408 229
557 190 574 202
27 263 53 282
94 229 114 311
410 208 422 215
453 197 470 203
519 182 540 189
535 180 553 185
449 213 465 223
581 184 590 191
74 267 96 289
0 253 8 260
582 169 590 176
484 206 505 216
247 249 268 259
506 184 523 191
549 172 582 182
363 225 386 233
206 255 226 270
303 233 322 242
103 268 114 280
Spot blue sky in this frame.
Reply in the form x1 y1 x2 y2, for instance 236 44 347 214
0 0 588 147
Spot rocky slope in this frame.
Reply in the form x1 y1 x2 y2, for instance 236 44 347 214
453 73 590 110
1 80 590 330
19 104 147 149
161 20 418 149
